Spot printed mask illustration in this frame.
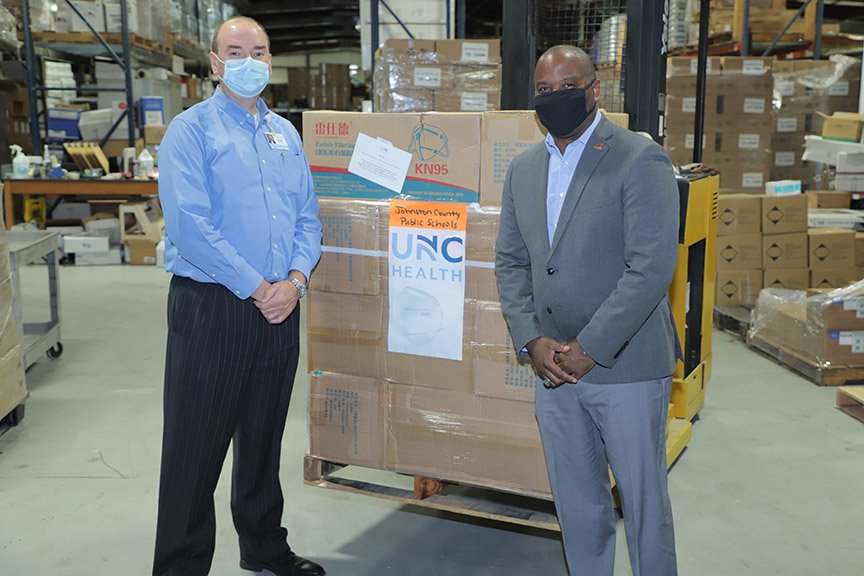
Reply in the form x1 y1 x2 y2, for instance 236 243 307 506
394 286 445 345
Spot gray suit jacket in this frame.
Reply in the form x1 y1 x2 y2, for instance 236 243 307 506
495 116 682 384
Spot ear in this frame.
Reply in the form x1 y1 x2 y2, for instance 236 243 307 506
208 51 221 77
592 79 601 100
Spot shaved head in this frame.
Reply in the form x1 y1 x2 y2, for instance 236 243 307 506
212 16 269 54
536 45 595 79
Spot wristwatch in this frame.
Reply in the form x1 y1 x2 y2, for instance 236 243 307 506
289 277 307 299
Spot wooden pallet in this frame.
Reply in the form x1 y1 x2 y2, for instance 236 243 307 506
837 386 864 425
748 334 864 387
27 31 171 55
63 142 111 174
714 305 752 341
304 419 692 532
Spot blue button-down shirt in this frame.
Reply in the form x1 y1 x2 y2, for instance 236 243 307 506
544 110 602 245
159 86 322 299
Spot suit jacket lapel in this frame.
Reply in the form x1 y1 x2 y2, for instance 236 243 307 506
548 117 613 257
522 143 551 258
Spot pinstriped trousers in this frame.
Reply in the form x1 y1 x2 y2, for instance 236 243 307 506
153 275 301 576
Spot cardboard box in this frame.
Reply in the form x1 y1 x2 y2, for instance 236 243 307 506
856 233 864 268
0 348 27 428
717 167 770 193
761 193 807 235
762 233 808 269
125 238 157 265
809 228 856 269
809 295 864 332
478 111 546 207
435 39 501 64
311 200 387 295
434 91 500 112
308 372 387 469
763 268 809 290
101 138 144 158
139 96 165 126
820 112 864 142
715 270 762 306
806 191 851 209
717 194 761 236
307 291 474 391
47 108 82 139
386 384 551 496
810 269 858 290
453 64 502 92
75 246 123 265
384 39 437 55
303 111 481 203
71 1 105 32
143 125 166 145
472 301 539 403
63 233 111 253
466 265 499 302
104 0 138 32
716 233 763 270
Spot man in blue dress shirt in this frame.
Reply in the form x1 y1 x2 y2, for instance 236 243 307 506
153 16 323 576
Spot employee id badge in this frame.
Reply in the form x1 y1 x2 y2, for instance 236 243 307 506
264 132 291 150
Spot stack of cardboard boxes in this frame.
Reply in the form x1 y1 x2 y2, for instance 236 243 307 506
0 83 30 163
0 210 27 424
772 58 861 187
373 39 502 113
303 109 653 497
666 56 775 193
716 192 861 306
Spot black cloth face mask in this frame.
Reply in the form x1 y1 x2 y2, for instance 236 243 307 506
534 80 597 138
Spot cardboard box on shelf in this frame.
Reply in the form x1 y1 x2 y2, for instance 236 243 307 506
472 301 539 403
810 269 858 290
806 191 851 209
302 111 481 203
70 0 106 32
143 125 167 145
761 193 807 235
716 233 763 270
715 270 762 306
856 233 864 268
763 268 809 290
717 167 771 193
820 112 864 143
808 228 856 269
809 295 864 332
717 194 761 236
762 233 808 269
308 372 387 469
384 39 437 55
386 384 551 496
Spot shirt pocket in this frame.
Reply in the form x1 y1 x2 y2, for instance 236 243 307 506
279 150 307 198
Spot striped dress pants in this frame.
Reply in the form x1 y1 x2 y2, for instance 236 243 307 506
153 275 301 575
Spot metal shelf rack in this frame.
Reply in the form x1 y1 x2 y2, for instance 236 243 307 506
6 230 62 370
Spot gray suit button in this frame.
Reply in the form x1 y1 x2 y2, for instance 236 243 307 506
546 307 552 314
547 267 555 275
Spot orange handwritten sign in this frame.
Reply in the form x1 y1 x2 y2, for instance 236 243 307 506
389 200 467 231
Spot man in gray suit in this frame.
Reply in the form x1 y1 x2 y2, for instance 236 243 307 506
495 45 681 576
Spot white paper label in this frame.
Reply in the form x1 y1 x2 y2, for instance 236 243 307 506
777 80 795 97
839 332 854 346
682 97 696 113
743 172 764 188
775 151 796 167
854 338 864 354
744 98 766 114
777 117 798 132
461 42 490 63
742 60 766 75
348 133 413 194
738 134 761 149
690 59 713 74
843 298 864 312
828 81 849 96
414 67 442 88
685 134 694 149
459 92 488 111
388 201 466 361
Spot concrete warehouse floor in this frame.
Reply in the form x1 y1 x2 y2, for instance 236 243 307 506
1 264 863 576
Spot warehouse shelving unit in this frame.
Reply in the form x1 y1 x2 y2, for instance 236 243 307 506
20 0 170 152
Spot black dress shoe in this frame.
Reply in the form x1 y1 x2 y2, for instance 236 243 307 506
240 551 326 576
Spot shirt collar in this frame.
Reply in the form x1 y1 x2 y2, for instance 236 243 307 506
544 109 603 157
213 85 272 127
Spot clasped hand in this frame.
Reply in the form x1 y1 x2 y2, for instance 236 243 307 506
527 336 596 388
252 280 298 324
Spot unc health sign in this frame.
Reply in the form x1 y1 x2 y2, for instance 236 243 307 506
388 200 467 361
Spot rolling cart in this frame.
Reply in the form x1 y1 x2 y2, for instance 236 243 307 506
7 230 63 369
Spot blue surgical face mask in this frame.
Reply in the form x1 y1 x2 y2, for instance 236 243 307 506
214 54 270 98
